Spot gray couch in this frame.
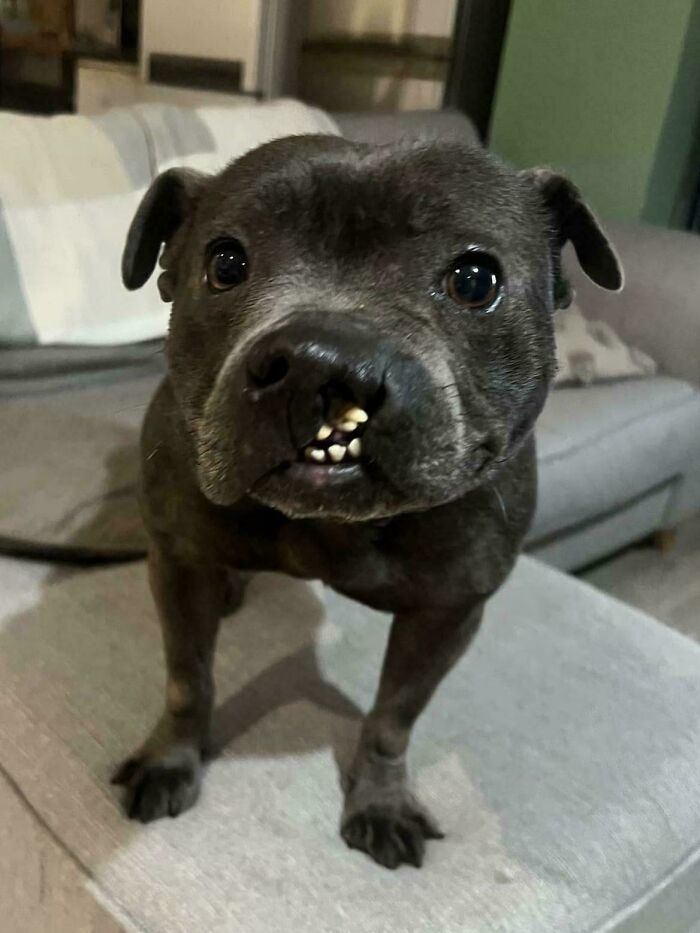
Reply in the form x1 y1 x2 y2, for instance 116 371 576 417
335 111 700 571
2 108 699 570
3 104 700 933
5 551 700 933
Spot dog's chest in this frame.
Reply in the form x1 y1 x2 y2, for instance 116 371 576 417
273 511 502 613
277 520 398 598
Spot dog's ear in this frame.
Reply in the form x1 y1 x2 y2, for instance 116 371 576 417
122 168 206 298
523 168 624 308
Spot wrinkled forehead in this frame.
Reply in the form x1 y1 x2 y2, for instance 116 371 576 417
201 139 543 257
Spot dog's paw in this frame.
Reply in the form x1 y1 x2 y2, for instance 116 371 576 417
112 746 202 823
341 788 444 869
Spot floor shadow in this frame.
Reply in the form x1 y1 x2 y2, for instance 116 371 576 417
0 557 369 874
207 572 365 786
212 642 362 750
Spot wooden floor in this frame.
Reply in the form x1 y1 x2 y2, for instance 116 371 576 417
581 514 700 641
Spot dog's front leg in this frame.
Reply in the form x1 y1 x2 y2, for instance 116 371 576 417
342 601 484 869
113 541 236 822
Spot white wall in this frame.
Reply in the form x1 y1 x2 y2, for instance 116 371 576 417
302 0 455 112
140 0 262 92
307 0 456 39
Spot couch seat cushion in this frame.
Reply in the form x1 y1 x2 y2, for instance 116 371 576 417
531 376 700 541
0 366 161 558
2 555 700 931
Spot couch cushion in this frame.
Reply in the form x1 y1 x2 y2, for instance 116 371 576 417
0 369 161 558
0 101 339 346
334 108 480 147
2 555 700 932
0 108 163 346
0 339 164 395
3 369 700 562
531 376 700 542
553 303 657 386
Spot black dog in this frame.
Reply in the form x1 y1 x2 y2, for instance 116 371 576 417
114 134 622 869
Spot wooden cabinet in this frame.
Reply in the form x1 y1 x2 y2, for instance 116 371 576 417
0 3 75 113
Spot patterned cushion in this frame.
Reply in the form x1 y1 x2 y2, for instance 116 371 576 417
553 303 657 386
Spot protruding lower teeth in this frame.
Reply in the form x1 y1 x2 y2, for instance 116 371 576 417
306 447 326 463
304 411 365 466
344 406 369 424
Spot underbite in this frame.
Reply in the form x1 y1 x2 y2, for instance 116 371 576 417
301 404 368 466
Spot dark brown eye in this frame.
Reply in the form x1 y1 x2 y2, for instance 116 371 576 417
445 251 502 310
205 238 248 291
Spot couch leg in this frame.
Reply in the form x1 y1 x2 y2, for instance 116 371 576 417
653 528 677 553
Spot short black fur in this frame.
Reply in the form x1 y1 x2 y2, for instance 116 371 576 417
115 135 622 869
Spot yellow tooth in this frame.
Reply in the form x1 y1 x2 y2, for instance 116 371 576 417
306 447 326 463
337 420 358 433
348 438 362 458
344 406 369 424
316 424 333 441
328 444 346 463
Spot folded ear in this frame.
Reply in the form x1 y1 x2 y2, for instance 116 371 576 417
122 168 206 296
523 168 624 307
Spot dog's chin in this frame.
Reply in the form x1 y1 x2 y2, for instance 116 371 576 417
245 458 402 521
241 455 490 522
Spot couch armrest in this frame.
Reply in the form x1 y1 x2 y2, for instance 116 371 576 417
333 109 481 147
565 222 700 385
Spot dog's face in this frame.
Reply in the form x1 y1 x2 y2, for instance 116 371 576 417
124 135 621 521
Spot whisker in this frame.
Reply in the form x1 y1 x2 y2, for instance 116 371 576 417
492 485 508 524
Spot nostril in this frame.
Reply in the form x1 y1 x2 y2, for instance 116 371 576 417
263 355 290 387
248 353 290 390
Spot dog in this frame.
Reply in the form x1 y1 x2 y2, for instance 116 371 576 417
113 133 622 870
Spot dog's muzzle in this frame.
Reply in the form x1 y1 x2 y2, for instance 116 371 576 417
243 313 389 466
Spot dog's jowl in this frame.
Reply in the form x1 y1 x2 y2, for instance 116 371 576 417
113 136 622 869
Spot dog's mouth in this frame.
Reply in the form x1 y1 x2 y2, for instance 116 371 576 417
296 402 368 468
245 395 518 520
247 401 374 508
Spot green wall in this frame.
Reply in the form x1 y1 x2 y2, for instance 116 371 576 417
644 0 700 227
489 0 698 226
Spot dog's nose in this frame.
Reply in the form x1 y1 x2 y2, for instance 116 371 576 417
244 314 387 446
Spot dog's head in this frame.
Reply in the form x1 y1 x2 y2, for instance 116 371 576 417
123 135 622 521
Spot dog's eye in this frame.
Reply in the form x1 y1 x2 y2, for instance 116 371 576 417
445 251 502 310
205 238 248 292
